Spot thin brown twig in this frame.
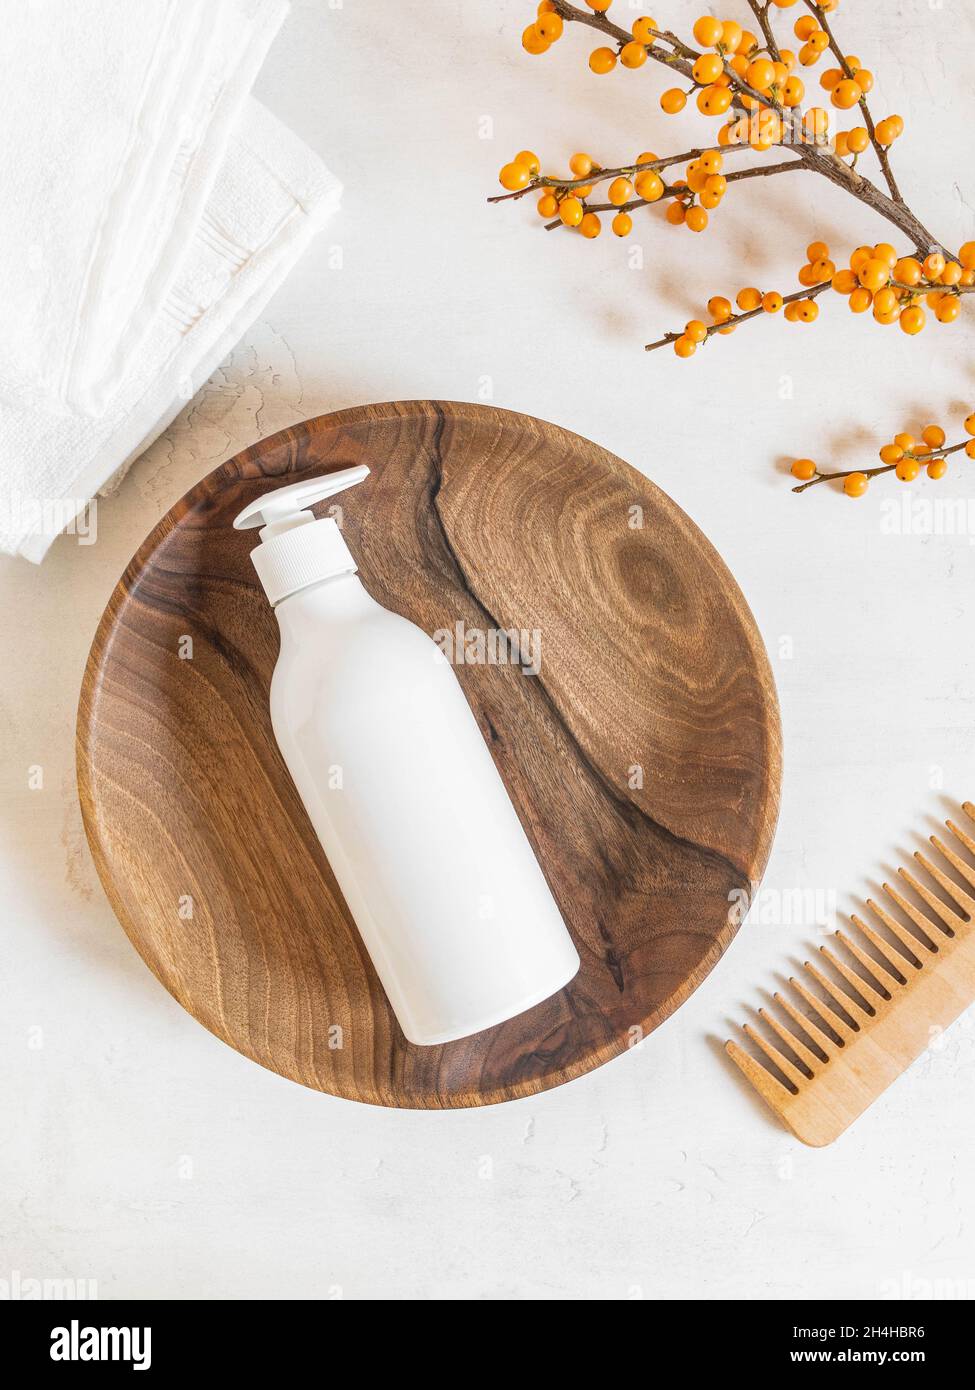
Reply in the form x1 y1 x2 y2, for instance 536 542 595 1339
645 278 832 352
747 1 782 64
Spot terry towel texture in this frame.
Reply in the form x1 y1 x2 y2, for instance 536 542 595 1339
0 1 340 562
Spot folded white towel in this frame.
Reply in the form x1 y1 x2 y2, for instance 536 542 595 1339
0 0 288 418
2 99 341 562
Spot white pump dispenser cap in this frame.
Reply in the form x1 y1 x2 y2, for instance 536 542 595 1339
233 465 370 605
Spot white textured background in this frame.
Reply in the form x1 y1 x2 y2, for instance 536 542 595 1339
2 0 975 1301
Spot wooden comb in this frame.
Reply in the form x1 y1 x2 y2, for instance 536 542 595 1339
727 801 975 1146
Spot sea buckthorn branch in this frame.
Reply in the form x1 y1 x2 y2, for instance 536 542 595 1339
561 156 803 225
645 277 831 352
536 157 801 227
789 418 975 496
502 1 949 255
487 139 771 205
801 0 901 204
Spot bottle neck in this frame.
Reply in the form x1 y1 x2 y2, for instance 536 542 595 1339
274 570 374 638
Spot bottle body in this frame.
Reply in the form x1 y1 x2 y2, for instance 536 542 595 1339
269 573 579 1045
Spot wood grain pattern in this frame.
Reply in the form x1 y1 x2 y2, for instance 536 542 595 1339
77 400 780 1108
728 802 975 1146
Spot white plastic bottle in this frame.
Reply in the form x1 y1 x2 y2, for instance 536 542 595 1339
234 466 579 1046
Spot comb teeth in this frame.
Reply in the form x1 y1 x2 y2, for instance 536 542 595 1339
726 802 975 1146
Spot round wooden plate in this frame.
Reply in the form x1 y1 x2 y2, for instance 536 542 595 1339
78 401 780 1108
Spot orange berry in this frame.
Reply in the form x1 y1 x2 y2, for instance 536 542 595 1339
819 67 842 92
705 174 727 198
875 115 903 145
673 335 697 358
846 126 869 154
536 192 559 217
735 287 762 311
708 295 732 321
499 162 532 191
685 205 709 232
697 85 733 115
940 261 963 286
879 444 903 465
559 197 585 227
693 16 724 47
585 0 613 10
896 458 920 482
849 287 873 313
798 263 818 287
569 152 594 177
893 257 922 287
580 211 602 238
802 108 830 140
834 132 851 158
660 87 687 114
957 242 975 270
693 53 724 84
746 58 776 90
720 20 743 52
811 258 835 282
515 151 541 176
806 240 829 264
737 30 760 57
858 258 890 291
631 16 658 43
831 269 857 294
666 200 687 226
536 13 563 41
831 79 861 110
794 15 818 40
635 170 665 201
844 472 869 497
612 211 633 237
922 252 945 280
522 23 550 55
682 319 707 344
608 177 634 206
782 76 805 105
900 305 926 334
936 296 960 324
621 40 649 68
589 46 617 74
854 68 874 93
791 458 817 481
920 425 945 449
873 243 897 268
784 301 801 322
796 298 819 322
927 458 947 480
893 433 915 453
873 287 898 316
